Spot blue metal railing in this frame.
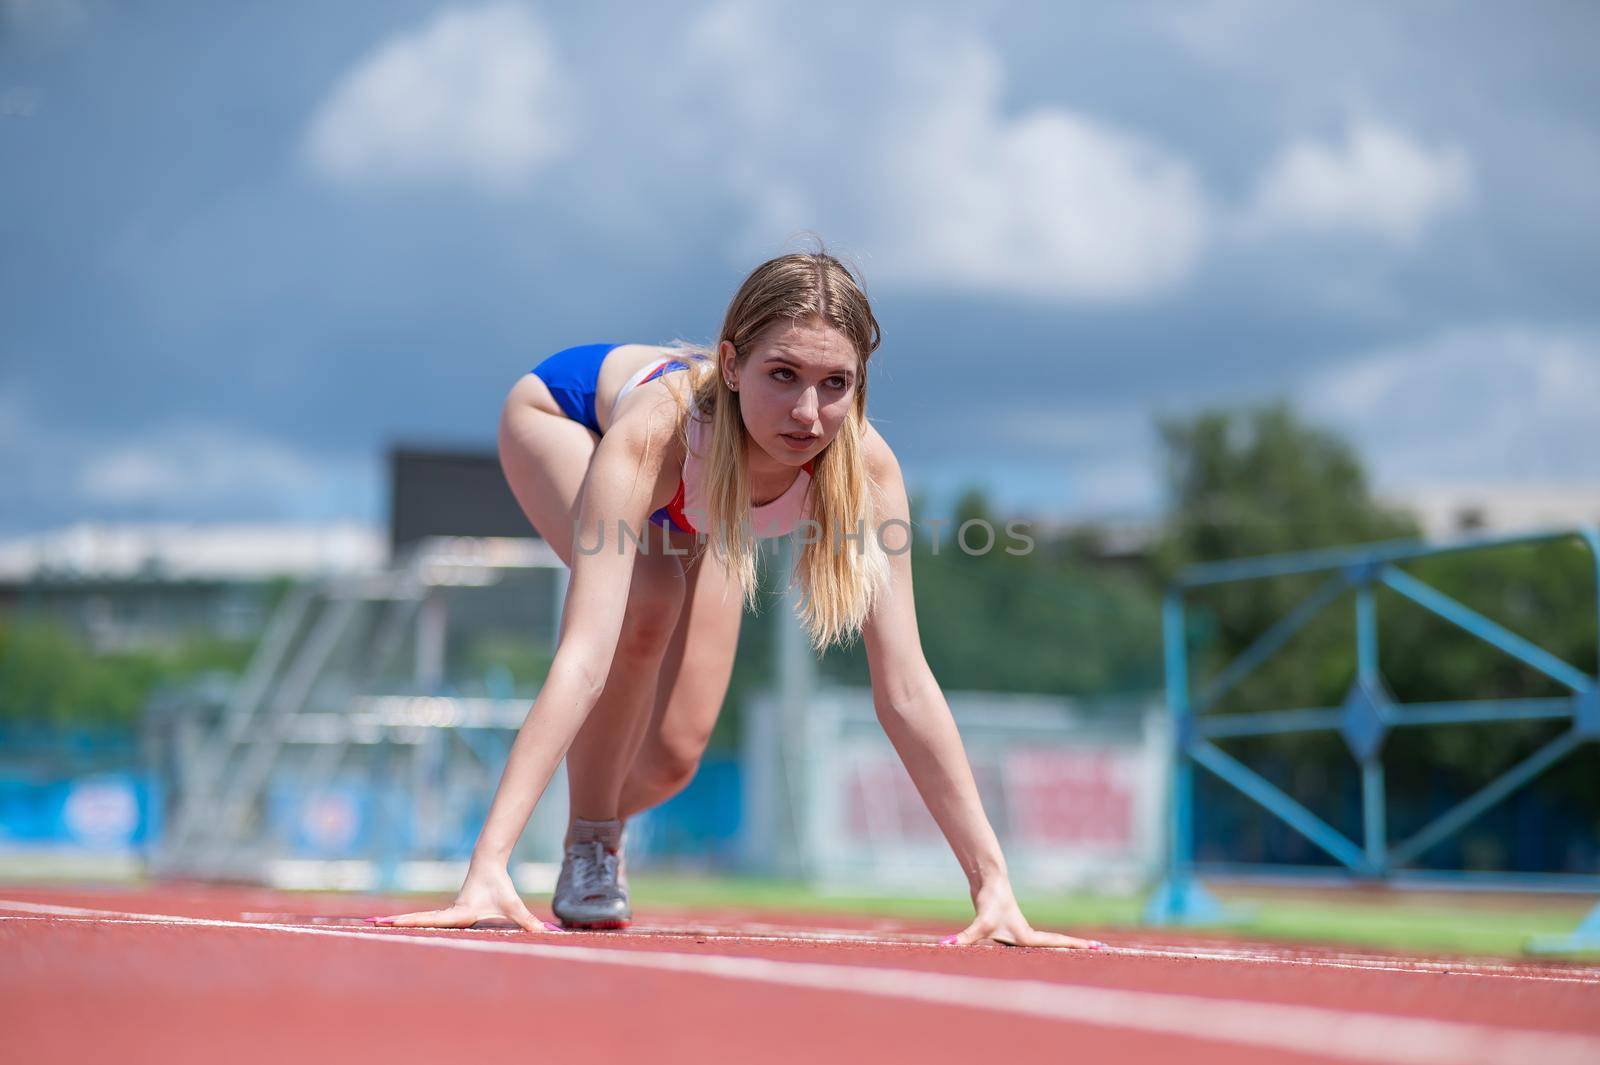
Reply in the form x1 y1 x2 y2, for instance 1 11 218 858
1143 526 1600 953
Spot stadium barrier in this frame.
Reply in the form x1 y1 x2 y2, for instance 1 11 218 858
1144 526 1600 954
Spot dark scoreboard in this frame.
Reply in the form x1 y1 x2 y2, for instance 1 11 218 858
388 444 537 556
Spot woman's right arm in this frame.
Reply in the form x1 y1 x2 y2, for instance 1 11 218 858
372 400 678 932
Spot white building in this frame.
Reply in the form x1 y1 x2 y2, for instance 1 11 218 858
0 521 387 650
1383 483 1600 541
0 521 387 582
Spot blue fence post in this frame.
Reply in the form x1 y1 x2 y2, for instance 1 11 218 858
1528 903 1600 954
1142 526 1600 949
1352 575 1388 876
1143 590 1230 924
1526 525 1600 955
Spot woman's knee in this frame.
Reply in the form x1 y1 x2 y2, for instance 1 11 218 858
640 726 710 792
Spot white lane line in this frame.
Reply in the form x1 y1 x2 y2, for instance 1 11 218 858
1094 943 1600 985
661 922 1600 983
2 899 1599 1065
639 915 972 946
606 915 1600 984
10 898 1600 984
23 912 923 950
233 912 932 948
7 898 1598 984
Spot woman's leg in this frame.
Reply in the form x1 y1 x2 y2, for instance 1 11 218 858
498 375 688 830
562 541 685 825
617 540 745 819
498 374 594 564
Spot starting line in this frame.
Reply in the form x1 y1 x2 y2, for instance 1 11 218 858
3 897 1600 1065
113 907 1600 985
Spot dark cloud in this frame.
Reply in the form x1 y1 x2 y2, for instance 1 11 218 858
2 0 1596 536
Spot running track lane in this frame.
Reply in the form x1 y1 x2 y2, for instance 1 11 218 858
2 890 1598 1065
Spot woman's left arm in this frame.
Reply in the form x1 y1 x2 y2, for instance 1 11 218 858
860 425 1104 950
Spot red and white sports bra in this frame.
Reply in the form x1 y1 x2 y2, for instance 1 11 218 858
611 356 815 538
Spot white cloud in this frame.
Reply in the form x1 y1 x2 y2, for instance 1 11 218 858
0 387 380 530
1298 326 1600 485
76 422 376 516
994 406 1165 517
992 325 1600 520
1069 457 1164 517
682 5 1210 303
1150 1 1401 87
875 28 1209 302
996 407 1147 454
1246 119 1473 245
300 1 568 196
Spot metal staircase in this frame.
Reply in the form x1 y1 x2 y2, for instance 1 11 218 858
150 537 565 887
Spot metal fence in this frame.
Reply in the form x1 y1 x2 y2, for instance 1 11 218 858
1144 526 1600 953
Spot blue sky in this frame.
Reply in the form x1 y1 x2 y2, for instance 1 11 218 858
2 0 1597 536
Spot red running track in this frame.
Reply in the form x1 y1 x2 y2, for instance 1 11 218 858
2 885 1598 1065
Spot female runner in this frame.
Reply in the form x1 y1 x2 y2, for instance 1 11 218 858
372 250 1105 949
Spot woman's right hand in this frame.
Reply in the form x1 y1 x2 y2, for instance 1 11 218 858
365 861 561 933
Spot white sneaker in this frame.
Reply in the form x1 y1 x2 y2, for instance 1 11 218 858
551 818 631 930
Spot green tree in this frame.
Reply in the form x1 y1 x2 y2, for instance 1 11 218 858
1156 399 1419 568
1155 400 1597 865
1156 400 1420 717
818 484 1164 697
0 617 255 727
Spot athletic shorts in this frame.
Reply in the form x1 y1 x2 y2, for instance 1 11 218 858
527 343 697 534
528 342 619 437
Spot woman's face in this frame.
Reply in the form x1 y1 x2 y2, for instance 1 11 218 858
721 316 859 468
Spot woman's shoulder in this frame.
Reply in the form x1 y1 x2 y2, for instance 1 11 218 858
861 418 901 484
603 379 693 465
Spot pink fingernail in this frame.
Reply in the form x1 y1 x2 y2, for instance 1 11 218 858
543 921 567 933
1089 940 1108 951
373 917 396 926
939 934 958 946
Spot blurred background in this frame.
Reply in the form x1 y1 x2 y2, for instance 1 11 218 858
1 1 1596 945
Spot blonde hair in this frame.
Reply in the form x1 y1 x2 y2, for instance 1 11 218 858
664 249 890 651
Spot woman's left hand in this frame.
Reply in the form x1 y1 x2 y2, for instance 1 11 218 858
942 881 1107 950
